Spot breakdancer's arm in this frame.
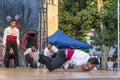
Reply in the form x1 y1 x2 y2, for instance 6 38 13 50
62 61 70 71
62 64 90 72
59 67 89 72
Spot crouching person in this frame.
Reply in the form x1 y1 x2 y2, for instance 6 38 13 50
24 45 39 68
39 48 99 71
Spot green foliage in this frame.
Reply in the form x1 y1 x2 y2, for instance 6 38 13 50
95 29 117 47
58 0 117 47
95 0 117 47
59 0 99 40
103 0 117 30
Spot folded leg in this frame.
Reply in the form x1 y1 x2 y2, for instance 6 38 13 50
39 49 66 71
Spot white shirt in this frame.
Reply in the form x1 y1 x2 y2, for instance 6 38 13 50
24 48 39 62
107 61 113 70
63 49 90 69
3 26 20 45
43 45 59 57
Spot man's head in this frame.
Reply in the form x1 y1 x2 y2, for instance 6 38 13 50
10 19 16 28
47 42 53 50
31 45 36 52
86 57 99 70
81 57 99 71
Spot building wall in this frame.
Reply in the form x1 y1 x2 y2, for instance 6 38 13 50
47 0 58 36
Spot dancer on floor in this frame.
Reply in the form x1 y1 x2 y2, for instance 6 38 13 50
39 48 99 71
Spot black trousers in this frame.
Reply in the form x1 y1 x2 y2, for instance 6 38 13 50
4 41 19 67
25 54 37 68
39 49 66 71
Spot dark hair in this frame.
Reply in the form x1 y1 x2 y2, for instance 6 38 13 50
31 44 36 47
88 57 99 65
47 42 53 46
10 19 16 23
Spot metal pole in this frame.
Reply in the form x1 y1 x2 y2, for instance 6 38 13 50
38 0 43 52
44 0 48 48
118 0 120 70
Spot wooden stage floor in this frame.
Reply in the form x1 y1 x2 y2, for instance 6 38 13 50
0 68 120 80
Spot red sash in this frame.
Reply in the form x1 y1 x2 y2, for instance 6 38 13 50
66 48 74 61
7 35 17 41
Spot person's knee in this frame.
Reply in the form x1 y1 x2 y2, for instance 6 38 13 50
48 66 55 71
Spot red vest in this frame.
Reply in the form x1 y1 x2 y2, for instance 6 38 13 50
66 48 74 61
7 35 17 41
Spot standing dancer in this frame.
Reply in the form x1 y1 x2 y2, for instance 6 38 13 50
39 49 99 71
3 20 20 68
